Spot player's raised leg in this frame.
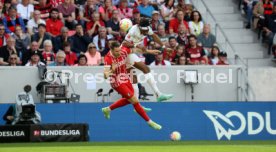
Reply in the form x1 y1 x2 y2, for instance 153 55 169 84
129 68 152 112
133 61 173 102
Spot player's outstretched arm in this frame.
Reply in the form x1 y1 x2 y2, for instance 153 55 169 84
132 48 161 55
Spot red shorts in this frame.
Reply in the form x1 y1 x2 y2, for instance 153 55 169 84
114 82 134 99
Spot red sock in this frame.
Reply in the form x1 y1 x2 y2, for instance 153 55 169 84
133 102 150 121
109 98 130 110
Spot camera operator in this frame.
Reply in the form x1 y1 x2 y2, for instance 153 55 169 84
12 85 41 125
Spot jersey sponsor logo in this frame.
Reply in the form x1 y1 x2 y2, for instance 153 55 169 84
203 110 276 140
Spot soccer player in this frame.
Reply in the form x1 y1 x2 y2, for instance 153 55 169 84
102 41 162 130
122 19 173 102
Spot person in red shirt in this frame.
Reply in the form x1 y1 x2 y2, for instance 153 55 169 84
86 12 105 37
34 0 52 20
186 35 208 65
63 42 77 66
46 8 64 37
102 41 162 130
169 9 189 35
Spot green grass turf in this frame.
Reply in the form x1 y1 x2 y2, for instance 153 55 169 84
0 141 276 152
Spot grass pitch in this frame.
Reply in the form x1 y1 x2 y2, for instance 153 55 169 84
0 141 276 152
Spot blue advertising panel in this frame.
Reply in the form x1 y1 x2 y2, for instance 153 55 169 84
0 102 275 141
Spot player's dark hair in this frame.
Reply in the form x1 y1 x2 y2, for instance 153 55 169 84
110 41 120 50
139 18 150 27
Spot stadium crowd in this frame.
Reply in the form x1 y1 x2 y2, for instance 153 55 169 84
241 0 276 56
0 0 230 67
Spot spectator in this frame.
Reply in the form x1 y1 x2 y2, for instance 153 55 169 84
172 45 185 65
27 10 46 35
263 4 276 54
0 37 18 64
85 42 101 66
25 50 45 66
22 41 44 65
137 0 155 18
34 0 52 20
197 24 216 52
80 0 98 23
252 0 273 29
186 35 208 65
3 6 26 34
2 0 11 17
13 85 41 125
86 12 105 37
243 0 258 29
176 55 187 65
217 51 229 65
169 10 189 35
74 54 88 66
13 26 31 52
176 0 193 21
131 8 141 25
71 23 90 54
162 37 177 62
160 0 175 23
52 27 72 53
107 10 121 41
150 53 171 66
31 23 52 50
46 8 64 37
151 11 163 33
16 0 34 25
50 0 64 8
7 53 19 66
99 0 117 22
156 24 169 48
168 36 178 50
57 0 76 30
42 40 55 65
189 10 203 36
63 42 77 66
118 0 133 19
0 24 10 47
92 26 113 56
48 51 67 66
209 46 220 65
0 2 3 18
2 105 15 125
176 23 189 46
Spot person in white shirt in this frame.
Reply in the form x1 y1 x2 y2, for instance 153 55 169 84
122 19 173 102
17 0 34 24
12 85 41 125
27 10 46 35
150 53 171 66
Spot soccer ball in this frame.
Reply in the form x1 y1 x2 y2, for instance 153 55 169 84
170 131 181 141
120 18 133 33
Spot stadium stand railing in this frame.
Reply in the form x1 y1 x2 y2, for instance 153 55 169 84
192 0 256 101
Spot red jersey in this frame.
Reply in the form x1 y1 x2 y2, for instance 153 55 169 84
46 18 64 36
186 46 205 64
104 46 132 88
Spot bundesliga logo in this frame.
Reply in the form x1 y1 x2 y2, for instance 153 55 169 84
33 130 81 136
0 131 25 137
